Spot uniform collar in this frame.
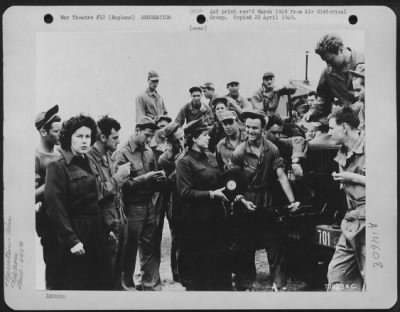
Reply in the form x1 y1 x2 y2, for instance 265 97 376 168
244 137 270 155
146 88 158 97
188 149 208 161
89 144 110 167
61 149 87 166
189 101 206 112
128 135 147 152
223 129 246 148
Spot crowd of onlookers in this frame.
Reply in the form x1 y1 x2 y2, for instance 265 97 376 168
35 33 365 292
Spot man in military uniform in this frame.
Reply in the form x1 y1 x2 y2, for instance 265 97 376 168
175 86 214 127
155 122 186 282
225 80 252 117
136 70 168 122
304 34 365 122
149 115 172 162
201 82 219 108
87 115 131 290
35 104 62 289
115 116 166 290
251 72 296 116
327 107 366 291
230 109 300 291
216 110 247 171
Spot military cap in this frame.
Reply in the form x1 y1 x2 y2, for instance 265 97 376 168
136 116 159 130
201 82 215 90
148 70 160 81
35 105 59 130
183 119 209 135
163 122 180 139
211 97 228 108
226 81 240 87
241 109 266 121
350 63 365 79
189 86 203 94
154 115 172 125
263 72 275 79
220 110 237 121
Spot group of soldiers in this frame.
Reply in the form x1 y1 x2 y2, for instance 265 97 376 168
35 33 366 291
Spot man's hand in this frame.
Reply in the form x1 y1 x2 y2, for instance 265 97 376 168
116 162 131 179
241 199 256 211
70 242 85 256
291 163 303 177
303 111 312 122
332 171 364 184
145 170 167 183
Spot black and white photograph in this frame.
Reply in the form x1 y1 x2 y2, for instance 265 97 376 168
3 5 397 310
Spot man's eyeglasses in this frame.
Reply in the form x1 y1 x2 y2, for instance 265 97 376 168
151 80 159 83
222 119 235 126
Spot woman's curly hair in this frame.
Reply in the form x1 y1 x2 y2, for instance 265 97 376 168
60 114 98 151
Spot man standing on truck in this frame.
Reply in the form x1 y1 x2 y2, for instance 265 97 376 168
327 106 366 291
304 34 364 122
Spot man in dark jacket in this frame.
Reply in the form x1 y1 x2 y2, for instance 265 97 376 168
87 115 131 290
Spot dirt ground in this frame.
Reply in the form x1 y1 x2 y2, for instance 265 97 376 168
155 219 312 292
36 217 319 291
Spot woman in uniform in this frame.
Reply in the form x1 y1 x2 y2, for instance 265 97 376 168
175 118 232 291
45 114 106 290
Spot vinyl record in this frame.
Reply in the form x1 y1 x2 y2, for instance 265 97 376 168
221 167 248 201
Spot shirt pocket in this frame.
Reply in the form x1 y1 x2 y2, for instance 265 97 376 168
69 170 90 196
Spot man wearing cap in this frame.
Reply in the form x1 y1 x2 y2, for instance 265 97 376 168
208 97 230 153
149 115 172 162
304 34 364 122
136 70 168 123
251 72 296 116
216 110 247 171
175 86 215 127
155 122 186 283
114 116 166 290
35 105 62 290
201 82 219 108
225 81 251 117
87 116 131 290
230 109 300 291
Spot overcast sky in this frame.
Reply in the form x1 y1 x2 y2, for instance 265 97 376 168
37 30 363 143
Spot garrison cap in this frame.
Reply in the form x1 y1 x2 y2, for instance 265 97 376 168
189 86 203 94
148 70 160 81
183 119 209 135
201 82 215 90
220 110 237 121
263 72 275 79
154 115 172 125
226 81 240 87
35 105 59 130
163 122 181 139
211 97 228 108
136 116 159 130
241 109 266 121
